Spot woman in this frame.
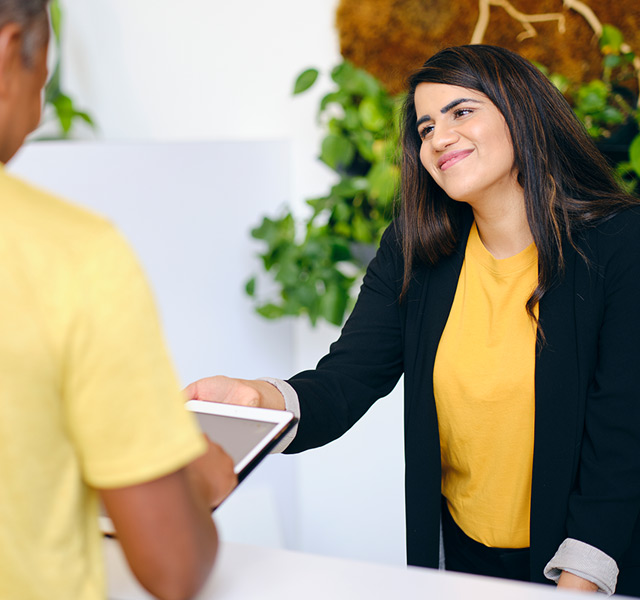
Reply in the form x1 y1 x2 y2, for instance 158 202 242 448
187 45 640 595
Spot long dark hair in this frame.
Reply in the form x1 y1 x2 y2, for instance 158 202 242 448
399 44 637 319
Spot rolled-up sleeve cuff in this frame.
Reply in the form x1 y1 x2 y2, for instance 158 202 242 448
259 377 300 453
544 538 618 595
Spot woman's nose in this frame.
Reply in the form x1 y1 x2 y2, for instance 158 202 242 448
431 124 459 151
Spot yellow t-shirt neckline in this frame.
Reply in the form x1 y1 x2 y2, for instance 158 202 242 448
467 222 537 276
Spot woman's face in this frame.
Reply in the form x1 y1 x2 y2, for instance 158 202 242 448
414 82 522 209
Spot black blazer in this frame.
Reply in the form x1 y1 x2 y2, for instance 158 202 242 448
285 207 640 595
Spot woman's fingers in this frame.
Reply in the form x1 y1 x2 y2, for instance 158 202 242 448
184 376 263 407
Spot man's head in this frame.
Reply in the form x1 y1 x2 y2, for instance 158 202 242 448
0 0 50 163
0 1 50 66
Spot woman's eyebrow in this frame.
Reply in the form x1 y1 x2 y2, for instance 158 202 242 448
441 97 482 114
416 97 483 128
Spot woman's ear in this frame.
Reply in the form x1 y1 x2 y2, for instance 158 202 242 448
0 22 24 98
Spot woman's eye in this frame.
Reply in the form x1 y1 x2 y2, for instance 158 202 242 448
419 125 434 140
454 108 473 118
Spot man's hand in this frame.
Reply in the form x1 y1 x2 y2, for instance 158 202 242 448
557 571 599 593
186 438 238 509
184 376 286 411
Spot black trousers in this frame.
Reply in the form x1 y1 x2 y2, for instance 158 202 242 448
441 498 531 582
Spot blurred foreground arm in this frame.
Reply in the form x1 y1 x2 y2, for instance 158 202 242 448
99 441 236 600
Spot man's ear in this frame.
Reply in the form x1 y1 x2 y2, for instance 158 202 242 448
0 22 24 98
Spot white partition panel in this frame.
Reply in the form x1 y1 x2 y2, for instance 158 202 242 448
8 140 298 549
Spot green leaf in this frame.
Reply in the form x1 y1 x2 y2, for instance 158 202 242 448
332 176 368 198
333 200 352 222
351 214 374 243
575 80 608 113
45 63 61 102
342 105 361 130
53 93 74 133
333 221 352 238
359 97 387 132
601 106 624 125
50 0 62 43
319 90 349 113
330 241 352 262
549 73 570 94
319 281 350 326
293 68 319 95
600 24 624 54
76 111 95 126
603 54 622 69
367 162 400 203
331 61 381 98
245 277 256 297
629 134 640 177
533 62 549 76
250 213 294 244
320 134 355 170
257 303 286 320
352 131 375 162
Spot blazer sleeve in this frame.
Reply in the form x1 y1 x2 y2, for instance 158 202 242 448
567 209 640 562
284 223 406 453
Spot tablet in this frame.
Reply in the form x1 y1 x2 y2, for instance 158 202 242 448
185 400 297 483
99 401 296 536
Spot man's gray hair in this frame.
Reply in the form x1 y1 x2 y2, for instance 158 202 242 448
0 0 49 65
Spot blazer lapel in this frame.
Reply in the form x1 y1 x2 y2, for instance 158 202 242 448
530 246 582 573
402 216 471 568
404 217 471 419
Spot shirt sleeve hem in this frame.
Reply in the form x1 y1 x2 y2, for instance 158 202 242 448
259 377 299 453
544 538 619 595
85 436 206 489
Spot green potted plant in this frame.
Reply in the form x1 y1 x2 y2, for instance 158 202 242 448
542 24 640 191
245 61 402 326
38 0 95 139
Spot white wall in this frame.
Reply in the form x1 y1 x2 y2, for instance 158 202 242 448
58 0 341 210
32 0 408 567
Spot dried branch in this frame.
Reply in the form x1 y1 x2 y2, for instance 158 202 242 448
471 0 640 107
562 0 602 37
471 0 565 44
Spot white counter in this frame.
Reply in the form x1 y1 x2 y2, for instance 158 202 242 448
105 537 601 600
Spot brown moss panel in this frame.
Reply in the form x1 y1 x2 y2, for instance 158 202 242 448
335 0 640 95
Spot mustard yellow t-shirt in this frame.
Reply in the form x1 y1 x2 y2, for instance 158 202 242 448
0 168 206 600
433 222 537 548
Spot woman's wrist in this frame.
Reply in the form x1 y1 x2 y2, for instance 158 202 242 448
249 379 286 410
557 570 599 592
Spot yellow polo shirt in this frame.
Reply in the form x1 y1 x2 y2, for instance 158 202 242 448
0 167 206 599
434 222 537 548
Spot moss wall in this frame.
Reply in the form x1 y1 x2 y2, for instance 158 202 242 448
336 0 640 94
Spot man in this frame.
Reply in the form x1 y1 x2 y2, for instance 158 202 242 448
0 2 236 599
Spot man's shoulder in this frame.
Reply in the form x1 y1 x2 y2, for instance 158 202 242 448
0 169 114 243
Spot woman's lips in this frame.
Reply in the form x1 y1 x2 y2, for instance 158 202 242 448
438 149 473 171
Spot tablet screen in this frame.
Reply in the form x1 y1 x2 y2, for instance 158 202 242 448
194 412 280 468
185 400 296 480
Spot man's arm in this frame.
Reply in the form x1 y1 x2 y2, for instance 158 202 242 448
99 440 236 600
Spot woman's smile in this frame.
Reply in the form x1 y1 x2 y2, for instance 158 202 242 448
437 149 474 171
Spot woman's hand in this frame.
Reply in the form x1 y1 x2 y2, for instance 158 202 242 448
556 571 599 593
184 375 286 411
